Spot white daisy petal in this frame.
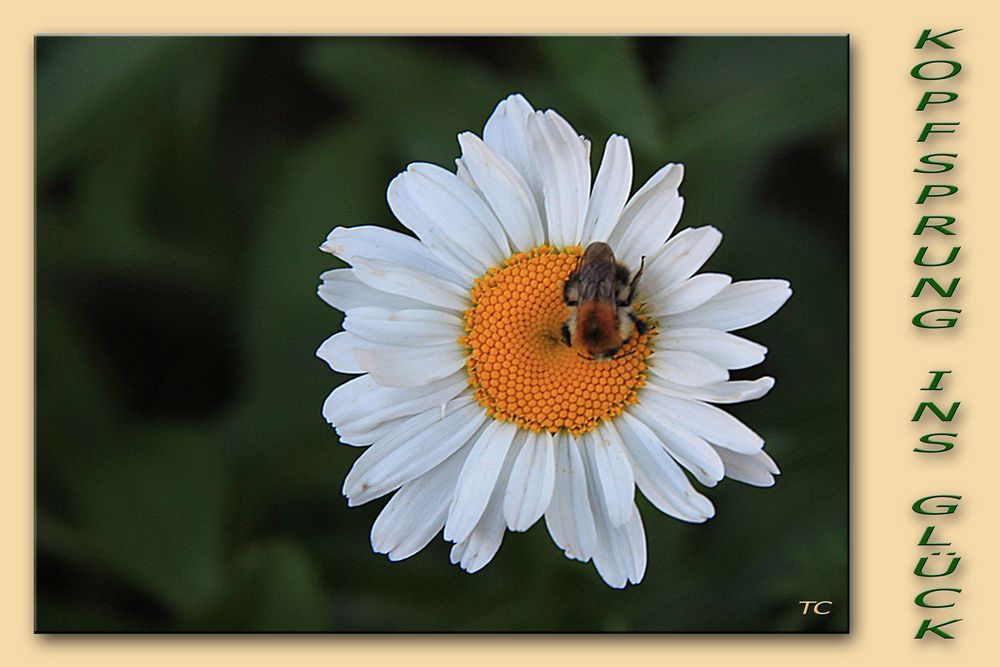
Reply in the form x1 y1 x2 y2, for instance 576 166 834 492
371 445 471 561
316 332 364 374
759 449 781 474
630 401 725 487
352 341 466 388
454 156 476 191
598 507 646 589
648 376 776 404
642 390 765 455
407 163 512 261
640 226 723 298
450 441 519 573
544 432 597 562
343 397 485 506
607 163 682 241
323 373 388 425
624 509 648 585
611 184 685 270
351 256 469 312
655 328 768 370
528 109 591 247
445 420 518 544
664 279 793 332
646 273 732 317
647 349 730 387
331 388 483 449
503 430 556 532
337 415 409 447
387 169 489 278
449 504 506 573
585 424 635 527
717 448 781 487
617 411 715 522
343 307 464 347
320 225 465 286
457 132 543 251
323 373 469 435
583 460 647 590
317 269 429 313
584 135 633 243
620 196 685 271
628 162 684 203
482 93 543 210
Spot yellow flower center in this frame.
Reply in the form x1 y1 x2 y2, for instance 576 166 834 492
460 245 654 435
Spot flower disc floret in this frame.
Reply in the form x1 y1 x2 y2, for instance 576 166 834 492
461 246 654 435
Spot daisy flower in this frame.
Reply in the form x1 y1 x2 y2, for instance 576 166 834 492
317 93 791 588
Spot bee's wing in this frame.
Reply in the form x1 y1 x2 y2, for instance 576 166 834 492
576 262 617 303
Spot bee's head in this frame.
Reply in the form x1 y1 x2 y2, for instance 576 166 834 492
589 344 619 361
578 346 635 362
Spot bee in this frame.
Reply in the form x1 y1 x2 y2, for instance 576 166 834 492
561 242 648 361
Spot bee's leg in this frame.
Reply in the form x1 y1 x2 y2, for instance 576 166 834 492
560 322 572 347
624 256 646 305
629 311 649 336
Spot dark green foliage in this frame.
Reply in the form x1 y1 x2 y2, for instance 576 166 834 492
36 36 848 632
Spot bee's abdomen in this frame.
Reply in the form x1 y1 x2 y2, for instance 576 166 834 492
576 301 622 355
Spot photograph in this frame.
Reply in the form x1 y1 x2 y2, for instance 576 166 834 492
35 35 848 632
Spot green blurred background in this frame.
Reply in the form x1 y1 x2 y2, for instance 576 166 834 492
36 36 848 632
